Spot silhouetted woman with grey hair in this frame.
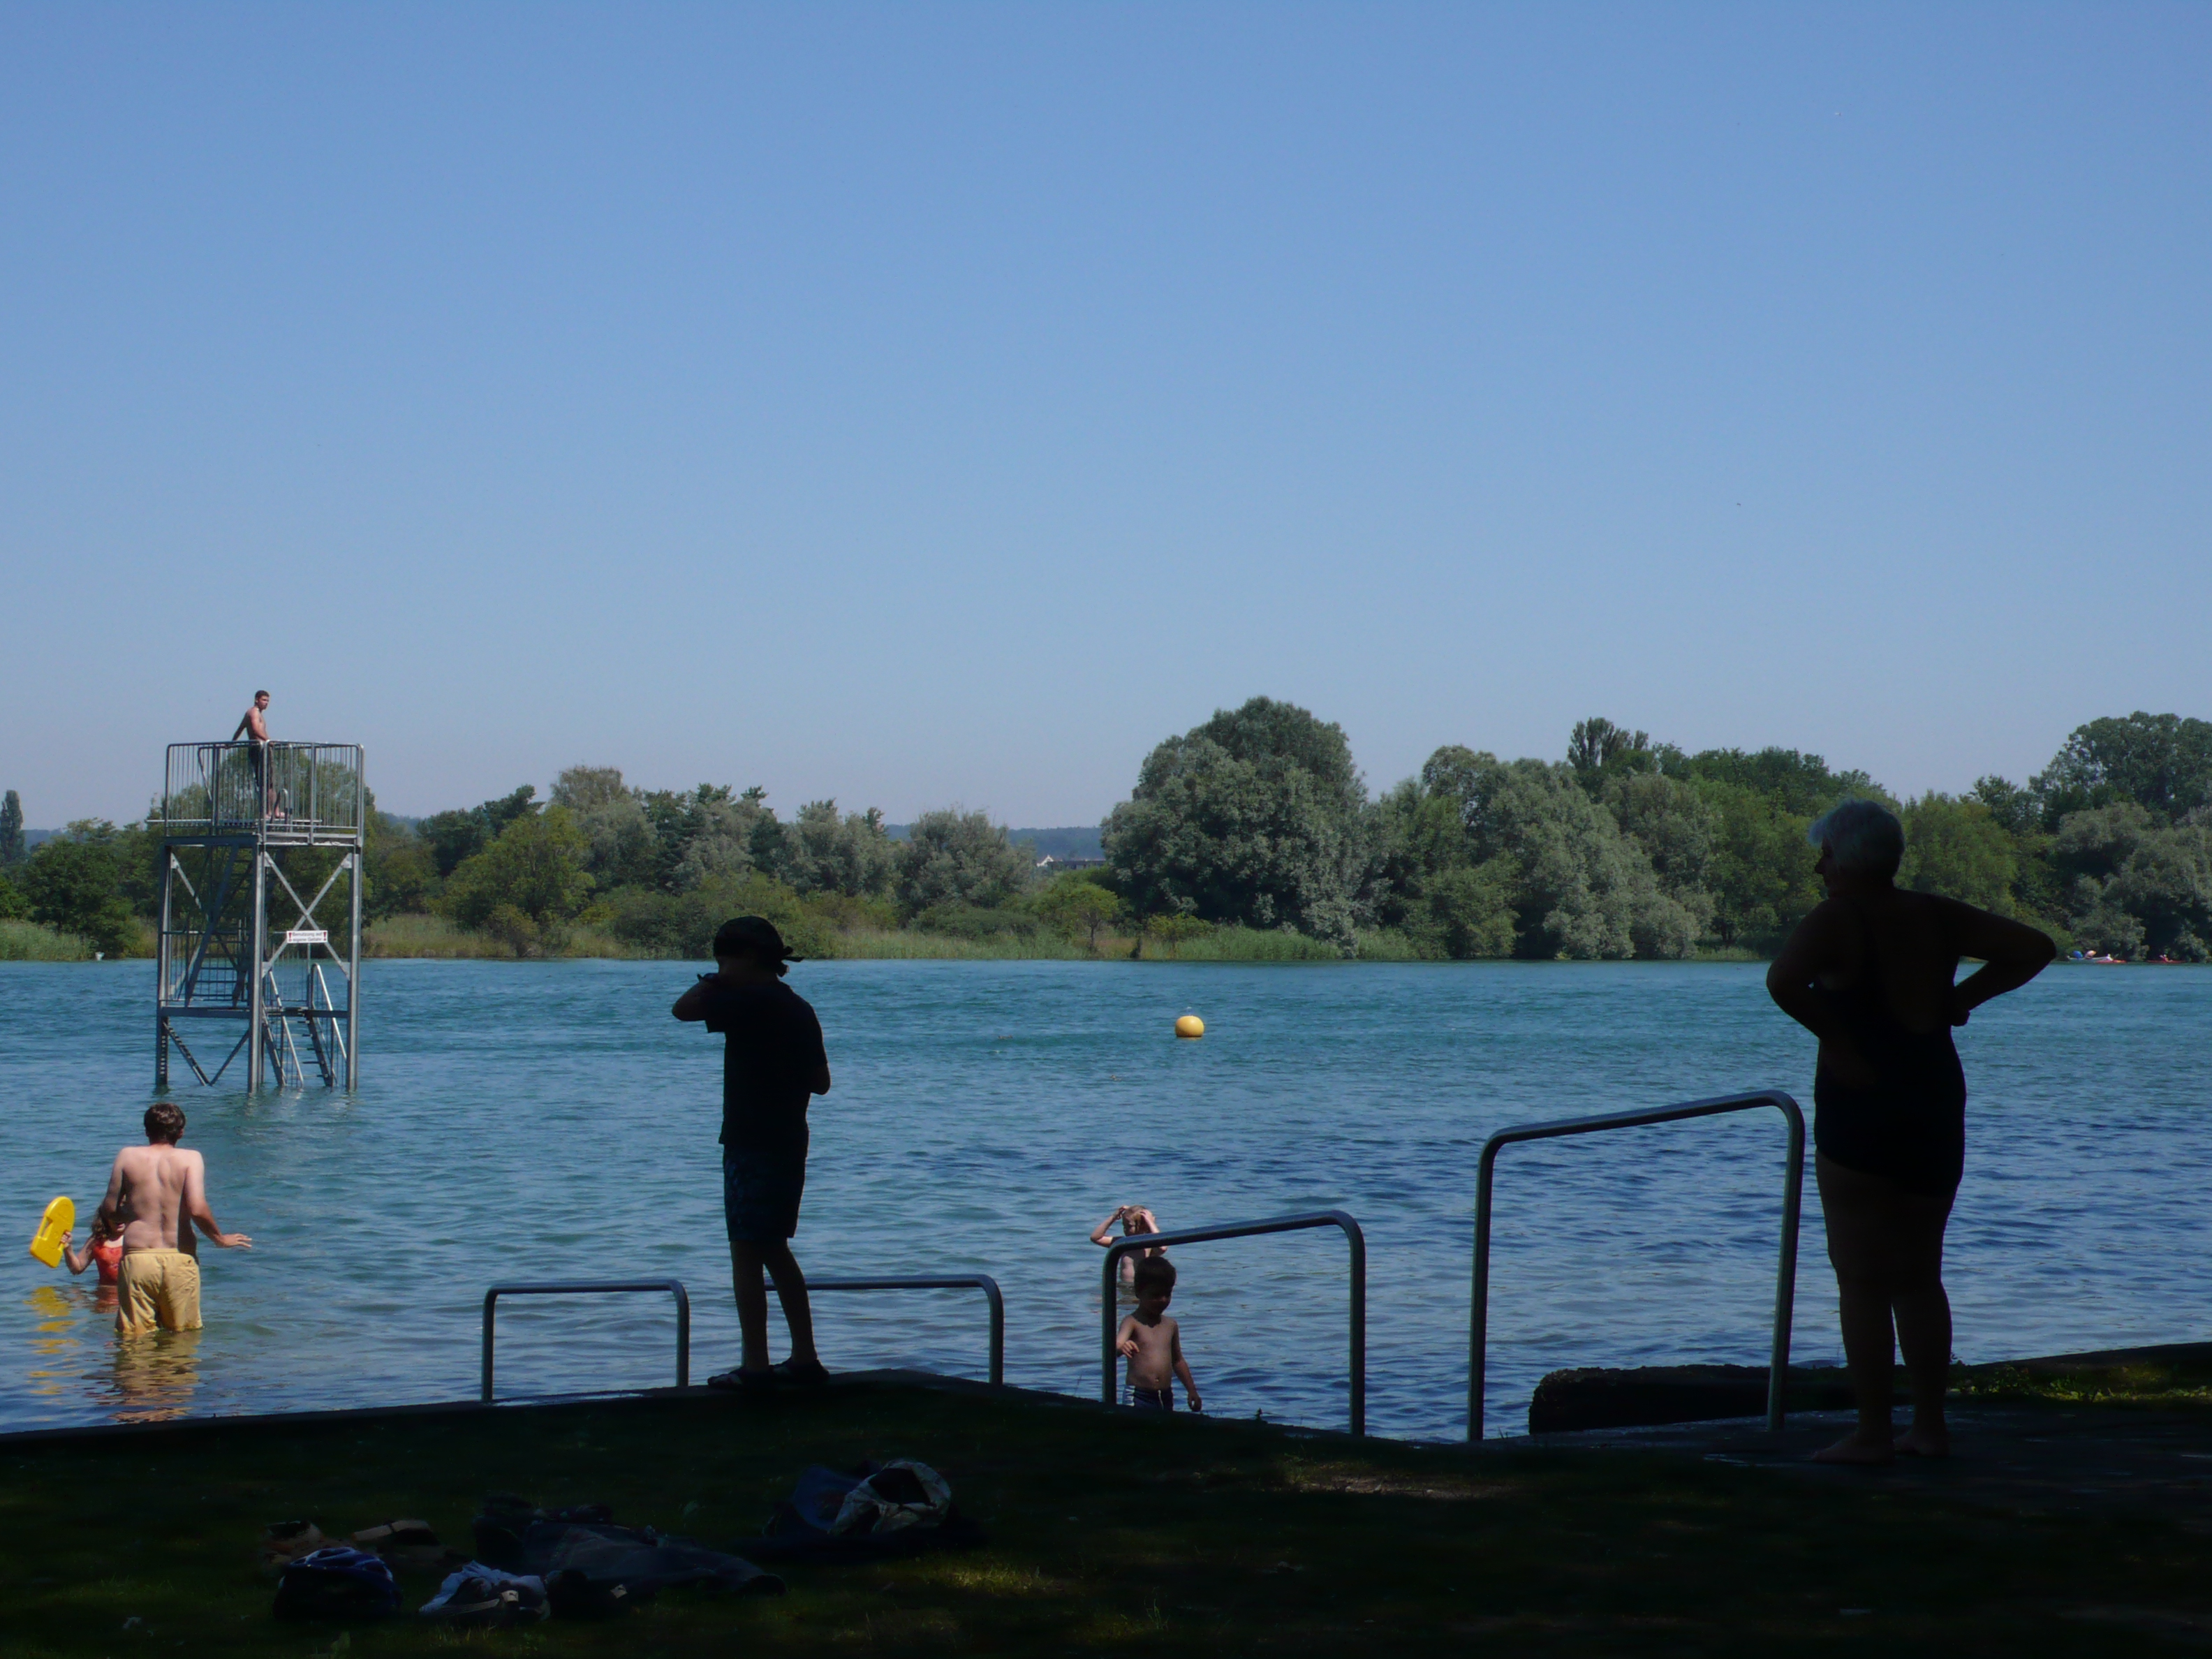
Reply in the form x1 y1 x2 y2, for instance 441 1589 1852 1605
1767 799 2054 1464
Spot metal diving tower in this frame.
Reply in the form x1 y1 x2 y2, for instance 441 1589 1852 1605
154 741 366 1090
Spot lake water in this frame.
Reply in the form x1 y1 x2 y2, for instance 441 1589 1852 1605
3 959 2207 1441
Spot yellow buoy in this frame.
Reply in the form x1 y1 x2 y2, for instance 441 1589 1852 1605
1174 1014 1205 1040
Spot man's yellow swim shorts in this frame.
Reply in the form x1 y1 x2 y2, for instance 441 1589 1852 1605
116 1249 202 1336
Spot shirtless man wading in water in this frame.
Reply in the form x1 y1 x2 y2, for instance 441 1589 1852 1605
98 1103 252 1336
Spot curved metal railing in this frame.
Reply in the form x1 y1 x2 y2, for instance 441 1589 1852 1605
1468 1089 1805 1439
1102 1210 1367 1436
774 1274 1005 1386
482 1280 691 1401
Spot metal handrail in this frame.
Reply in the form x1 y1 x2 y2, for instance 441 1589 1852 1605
771 1274 1005 1386
161 741 365 842
482 1280 691 1402
1468 1089 1804 1440
1102 1210 1366 1436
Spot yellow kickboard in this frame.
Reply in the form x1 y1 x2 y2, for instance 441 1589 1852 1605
29 1196 74 1268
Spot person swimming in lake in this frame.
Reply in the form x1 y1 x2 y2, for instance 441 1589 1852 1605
1767 799 2054 1466
1091 1203 1164 1285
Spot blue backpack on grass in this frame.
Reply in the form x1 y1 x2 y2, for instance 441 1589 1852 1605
273 1547 400 1621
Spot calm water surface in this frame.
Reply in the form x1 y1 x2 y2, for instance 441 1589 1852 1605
3 959 2207 1440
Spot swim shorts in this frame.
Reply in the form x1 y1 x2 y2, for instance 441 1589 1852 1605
723 1136 808 1246
116 1249 202 1336
1131 1387 1174 1411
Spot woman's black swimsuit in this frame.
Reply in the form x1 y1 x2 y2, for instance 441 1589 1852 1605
1811 901 1967 1197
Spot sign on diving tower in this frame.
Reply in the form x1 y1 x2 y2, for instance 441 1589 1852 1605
155 742 365 1090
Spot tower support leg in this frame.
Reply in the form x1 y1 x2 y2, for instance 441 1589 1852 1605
346 848 362 1090
155 848 175 1088
247 850 267 1091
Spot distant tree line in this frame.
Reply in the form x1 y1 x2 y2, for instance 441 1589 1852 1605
3 707 2208 961
1100 700 2212 961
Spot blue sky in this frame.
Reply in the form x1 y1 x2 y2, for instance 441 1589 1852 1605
4 4 2206 825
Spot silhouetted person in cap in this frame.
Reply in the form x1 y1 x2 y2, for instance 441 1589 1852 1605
673 915 832 1387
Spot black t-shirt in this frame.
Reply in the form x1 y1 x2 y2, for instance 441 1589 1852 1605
697 976 826 1152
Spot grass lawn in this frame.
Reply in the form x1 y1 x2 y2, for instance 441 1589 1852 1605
3 1380 2206 1657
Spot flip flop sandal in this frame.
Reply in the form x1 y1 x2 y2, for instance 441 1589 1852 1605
771 1358 830 1387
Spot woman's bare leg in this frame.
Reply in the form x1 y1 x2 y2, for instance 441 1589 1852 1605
1812 1154 1903 1465
1888 1188 1956 1457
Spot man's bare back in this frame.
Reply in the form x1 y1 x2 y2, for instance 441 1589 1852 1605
103 1142 251 1254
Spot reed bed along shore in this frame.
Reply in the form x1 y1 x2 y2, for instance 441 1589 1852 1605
356 917 1339 962
0 919 97 961
0 912 1797 965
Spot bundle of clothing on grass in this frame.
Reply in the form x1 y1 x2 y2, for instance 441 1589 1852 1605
263 1458 982 1626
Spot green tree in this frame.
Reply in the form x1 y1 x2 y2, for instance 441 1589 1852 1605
1364 774 1518 957
781 801 895 899
2033 711 2212 825
1417 860 1518 958
1566 718 1681 796
1898 795 2018 913
364 811 440 919
420 786 538 877
21 822 134 954
552 765 659 891
1033 870 1124 950
2052 803 2212 959
1676 748 1880 817
1693 781 1822 951
0 871 28 920
0 790 23 867
1603 771 1718 913
1103 698 1368 948
894 809 1033 915
640 784 776 892
443 806 593 949
1417 749 1700 958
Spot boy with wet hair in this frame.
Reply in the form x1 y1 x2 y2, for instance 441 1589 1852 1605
672 915 833 1388
1116 1255 1201 1413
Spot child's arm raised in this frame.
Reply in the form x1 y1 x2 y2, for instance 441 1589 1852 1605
1091 1207 1128 1247
61 1231 90 1275
1171 1322 1200 1412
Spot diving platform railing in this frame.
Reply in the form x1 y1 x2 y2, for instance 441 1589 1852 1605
1467 1089 1805 1440
161 741 366 845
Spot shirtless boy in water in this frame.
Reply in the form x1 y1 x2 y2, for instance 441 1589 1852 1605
1116 1256 1200 1413
98 1102 252 1336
